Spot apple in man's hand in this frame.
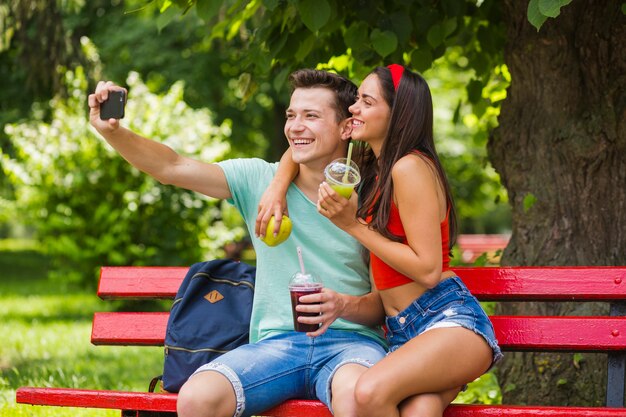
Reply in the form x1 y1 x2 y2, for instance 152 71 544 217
260 215 292 247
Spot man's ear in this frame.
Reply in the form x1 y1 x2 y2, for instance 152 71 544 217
340 118 353 140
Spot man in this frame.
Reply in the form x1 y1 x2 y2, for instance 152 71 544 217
88 69 386 417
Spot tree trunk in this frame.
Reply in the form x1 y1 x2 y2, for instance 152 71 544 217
488 0 625 406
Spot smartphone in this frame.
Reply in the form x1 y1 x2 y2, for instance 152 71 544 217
100 90 126 120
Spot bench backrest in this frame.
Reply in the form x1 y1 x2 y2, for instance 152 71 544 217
97 266 626 301
93 266 626 349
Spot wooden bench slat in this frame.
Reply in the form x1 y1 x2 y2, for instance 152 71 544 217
91 312 169 345
490 316 626 351
459 267 626 301
443 405 626 417
97 266 626 301
16 387 177 412
92 312 626 351
15 387 626 416
98 266 188 299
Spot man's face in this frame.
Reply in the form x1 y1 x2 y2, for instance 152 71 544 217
284 87 349 167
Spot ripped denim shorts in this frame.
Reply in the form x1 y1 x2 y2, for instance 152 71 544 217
191 329 386 417
385 276 503 365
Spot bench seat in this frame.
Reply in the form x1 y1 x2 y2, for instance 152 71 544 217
15 387 626 416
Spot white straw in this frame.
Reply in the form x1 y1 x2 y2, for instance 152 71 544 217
297 246 306 274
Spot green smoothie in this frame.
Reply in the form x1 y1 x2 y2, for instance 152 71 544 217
330 183 355 199
324 158 361 200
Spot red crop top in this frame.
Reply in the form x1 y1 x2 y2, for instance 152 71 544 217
369 201 451 290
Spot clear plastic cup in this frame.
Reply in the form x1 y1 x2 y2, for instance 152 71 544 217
324 158 361 199
288 272 323 332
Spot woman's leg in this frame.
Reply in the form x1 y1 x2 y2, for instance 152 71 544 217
398 387 461 417
354 327 492 417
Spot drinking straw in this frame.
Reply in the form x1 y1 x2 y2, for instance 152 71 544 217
297 246 306 274
342 142 354 183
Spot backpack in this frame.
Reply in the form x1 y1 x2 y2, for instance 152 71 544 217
159 259 256 393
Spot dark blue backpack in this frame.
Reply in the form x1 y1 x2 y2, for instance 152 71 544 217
160 259 256 392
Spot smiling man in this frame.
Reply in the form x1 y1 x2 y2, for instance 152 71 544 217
88 69 386 417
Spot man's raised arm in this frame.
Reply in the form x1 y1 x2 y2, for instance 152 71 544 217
88 81 231 200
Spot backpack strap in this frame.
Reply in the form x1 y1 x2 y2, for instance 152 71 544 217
149 375 163 393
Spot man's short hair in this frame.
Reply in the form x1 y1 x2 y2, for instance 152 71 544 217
288 69 357 122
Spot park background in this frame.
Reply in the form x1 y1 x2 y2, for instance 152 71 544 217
0 0 623 415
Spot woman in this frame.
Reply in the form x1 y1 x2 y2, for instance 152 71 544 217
257 65 502 417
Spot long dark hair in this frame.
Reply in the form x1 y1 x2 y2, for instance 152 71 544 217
356 66 458 251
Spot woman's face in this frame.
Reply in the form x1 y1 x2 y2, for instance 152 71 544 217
348 73 391 153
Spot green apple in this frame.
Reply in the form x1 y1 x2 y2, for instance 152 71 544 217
260 215 292 247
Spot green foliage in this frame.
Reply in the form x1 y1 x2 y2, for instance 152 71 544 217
523 193 538 213
371 29 398 58
297 0 331 32
455 371 502 405
159 0 507 116
196 0 223 22
87 1 277 158
573 352 585 368
425 50 511 234
527 0 574 31
1 68 245 287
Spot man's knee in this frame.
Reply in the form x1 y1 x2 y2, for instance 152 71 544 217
332 363 368 396
177 371 237 417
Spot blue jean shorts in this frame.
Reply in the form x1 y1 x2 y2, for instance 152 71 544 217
385 276 503 365
192 329 387 417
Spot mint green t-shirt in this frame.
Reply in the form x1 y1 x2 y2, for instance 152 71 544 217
218 158 385 346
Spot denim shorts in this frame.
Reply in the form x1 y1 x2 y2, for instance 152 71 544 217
192 329 387 417
385 276 503 365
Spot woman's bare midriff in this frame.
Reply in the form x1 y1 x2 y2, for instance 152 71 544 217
379 270 457 317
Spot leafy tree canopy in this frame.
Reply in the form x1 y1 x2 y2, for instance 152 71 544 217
160 0 573 111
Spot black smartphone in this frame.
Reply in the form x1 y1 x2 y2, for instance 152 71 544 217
100 90 126 120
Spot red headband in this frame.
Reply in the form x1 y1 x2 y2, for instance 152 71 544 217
387 64 404 91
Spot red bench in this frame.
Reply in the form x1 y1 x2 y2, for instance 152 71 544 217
456 234 510 264
16 266 626 416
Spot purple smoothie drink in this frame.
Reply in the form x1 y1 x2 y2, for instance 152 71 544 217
288 272 323 332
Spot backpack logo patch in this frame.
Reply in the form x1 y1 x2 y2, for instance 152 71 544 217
204 290 224 303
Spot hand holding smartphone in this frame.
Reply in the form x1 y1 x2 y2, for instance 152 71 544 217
100 90 126 120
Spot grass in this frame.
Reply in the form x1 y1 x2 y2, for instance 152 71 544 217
0 242 163 417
